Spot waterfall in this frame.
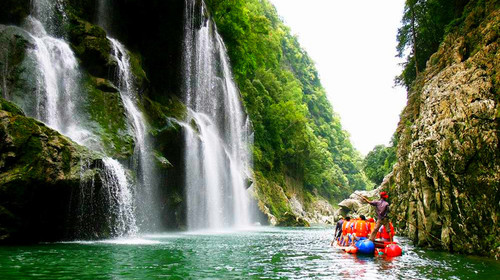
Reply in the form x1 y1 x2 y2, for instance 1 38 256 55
1 50 7 99
108 38 161 231
101 158 139 236
97 0 111 32
75 158 138 238
183 0 254 230
19 0 139 238
30 0 67 35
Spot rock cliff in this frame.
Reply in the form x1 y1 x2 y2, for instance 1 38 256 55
383 2 499 257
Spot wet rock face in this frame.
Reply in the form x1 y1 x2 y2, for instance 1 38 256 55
0 25 37 107
386 7 499 257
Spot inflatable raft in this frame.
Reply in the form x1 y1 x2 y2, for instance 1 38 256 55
334 239 403 257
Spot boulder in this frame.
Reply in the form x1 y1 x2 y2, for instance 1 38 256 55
0 98 109 243
276 212 310 227
338 199 362 213
65 14 117 79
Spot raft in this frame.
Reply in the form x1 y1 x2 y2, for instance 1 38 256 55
334 239 403 257
375 243 403 257
374 240 395 248
332 242 351 250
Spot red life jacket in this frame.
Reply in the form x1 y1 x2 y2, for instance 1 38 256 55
354 220 368 237
381 222 395 239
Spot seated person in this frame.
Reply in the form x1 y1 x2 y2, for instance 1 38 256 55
340 216 353 246
352 215 369 242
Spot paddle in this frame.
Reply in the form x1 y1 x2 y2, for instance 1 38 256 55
354 193 371 204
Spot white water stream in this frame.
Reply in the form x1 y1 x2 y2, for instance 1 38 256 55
102 158 139 236
108 38 160 231
183 0 254 230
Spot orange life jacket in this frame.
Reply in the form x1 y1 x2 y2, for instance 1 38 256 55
354 220 368 237
346 221 354 234
342 221 350 235
368 221 376 233
381 222 395 239
342 221 353 235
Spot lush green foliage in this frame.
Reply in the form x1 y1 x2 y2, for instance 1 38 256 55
363 142 397 186
396 0 470 88
205 0 369 200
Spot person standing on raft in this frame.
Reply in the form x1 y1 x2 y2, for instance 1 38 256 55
359 191 393 243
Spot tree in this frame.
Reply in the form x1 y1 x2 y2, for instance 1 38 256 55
363 144 397 186
396 0 470 89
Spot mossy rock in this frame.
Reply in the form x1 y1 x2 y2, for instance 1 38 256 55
0 98 111 243
0 25 30 66
141 96 186 173
144 96 187 127
0 98 96 179
153 150 173 169
142 96 187 145
65 13 116 78
65 0 99 22
253 171 293 222
0 98 24 116
128 50 149 91
83 75 134 159
276 212 310 227
93 77 119 93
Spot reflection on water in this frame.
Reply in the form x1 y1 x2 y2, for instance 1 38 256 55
0 227 498 279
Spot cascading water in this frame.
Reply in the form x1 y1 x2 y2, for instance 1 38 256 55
24 16 91 144
97 0 112 32
101 158 139 236
183 0 254 230
17 0 139 237
30 0 67 35
1 59 6 98
75 158 138 238
95 0 161 232
108 38 160 231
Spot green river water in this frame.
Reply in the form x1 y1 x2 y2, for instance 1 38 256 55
0 227 498 279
